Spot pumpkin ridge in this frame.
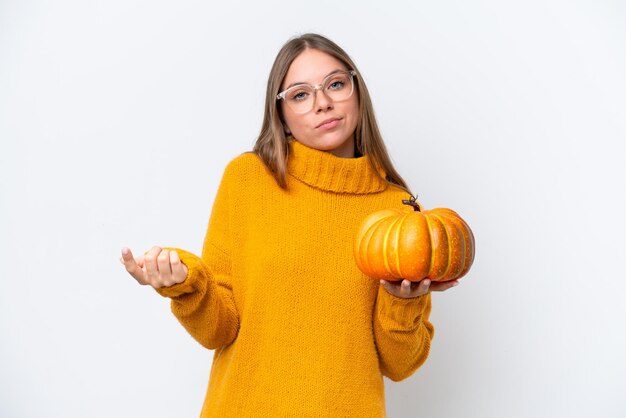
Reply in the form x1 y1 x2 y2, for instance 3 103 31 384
455 215 475 278
437 212 466 279
354 209 401 275
361 217 384 276
394 213 409 279
425 213 447 280
442 212 469 278
431 213 453 279
365 215 394 279
382 216 400 277
425 214 435 280
448 213 466 278
451 215 474 278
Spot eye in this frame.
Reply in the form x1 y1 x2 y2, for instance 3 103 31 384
289 89 310 102
327 76 347 91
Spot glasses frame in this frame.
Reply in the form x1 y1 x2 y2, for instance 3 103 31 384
276 70 357 113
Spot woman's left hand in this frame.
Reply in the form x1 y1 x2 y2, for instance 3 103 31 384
380 278 459 299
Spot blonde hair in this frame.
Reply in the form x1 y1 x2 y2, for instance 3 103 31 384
253 33 410 193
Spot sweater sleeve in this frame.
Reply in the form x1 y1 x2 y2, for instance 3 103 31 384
373 286 435 381
155 165 240 350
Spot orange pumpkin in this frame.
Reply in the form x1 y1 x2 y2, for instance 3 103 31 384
354 196 475 282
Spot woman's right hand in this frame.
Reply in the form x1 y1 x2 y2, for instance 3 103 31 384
120 246 188 289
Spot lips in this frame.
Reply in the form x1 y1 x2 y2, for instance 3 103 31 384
316 117 342 129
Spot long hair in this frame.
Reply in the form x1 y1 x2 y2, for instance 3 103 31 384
253 33 410 193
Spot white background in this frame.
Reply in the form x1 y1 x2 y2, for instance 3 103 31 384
1 0 625 417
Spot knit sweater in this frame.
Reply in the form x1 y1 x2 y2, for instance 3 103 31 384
157 140 435 417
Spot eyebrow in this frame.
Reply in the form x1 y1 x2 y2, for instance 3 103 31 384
283 69 346 91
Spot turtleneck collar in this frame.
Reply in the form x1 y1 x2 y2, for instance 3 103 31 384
286 140 388 194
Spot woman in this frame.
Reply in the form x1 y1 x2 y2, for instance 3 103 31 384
121 33 458 417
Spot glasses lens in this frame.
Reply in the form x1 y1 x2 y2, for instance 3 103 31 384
284 85 315 114
323 72 354 102
283 71 354 114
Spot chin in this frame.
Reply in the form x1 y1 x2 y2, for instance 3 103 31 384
321 132 351 146
318 140 348 152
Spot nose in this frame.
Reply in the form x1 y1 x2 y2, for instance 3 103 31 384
314 88 333 113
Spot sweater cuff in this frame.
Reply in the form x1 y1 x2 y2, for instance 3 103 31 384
376 285 430 331
155 248 206 299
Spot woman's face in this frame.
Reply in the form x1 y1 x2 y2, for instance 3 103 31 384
280 48 359 158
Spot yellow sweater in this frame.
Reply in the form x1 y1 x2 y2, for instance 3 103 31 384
158 140 434 417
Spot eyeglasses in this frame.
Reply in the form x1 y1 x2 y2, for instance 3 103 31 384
277 70 357 114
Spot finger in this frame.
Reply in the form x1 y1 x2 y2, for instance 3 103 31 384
401 279 412 297
121 247 147 284
135 254 145 269
419 279 431 293
170 250 188 284
380 279 397 292
120 249 145 269
143 246 162 285
383 279 413 299
157 249 172 285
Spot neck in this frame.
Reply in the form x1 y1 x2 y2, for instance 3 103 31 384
327 135 355 158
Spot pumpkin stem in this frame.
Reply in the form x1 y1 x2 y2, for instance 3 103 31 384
402 195 421 212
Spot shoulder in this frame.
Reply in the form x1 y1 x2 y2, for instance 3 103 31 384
222 151 264 176
371 183 414 210
384 183 412 200
220 151 274 187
